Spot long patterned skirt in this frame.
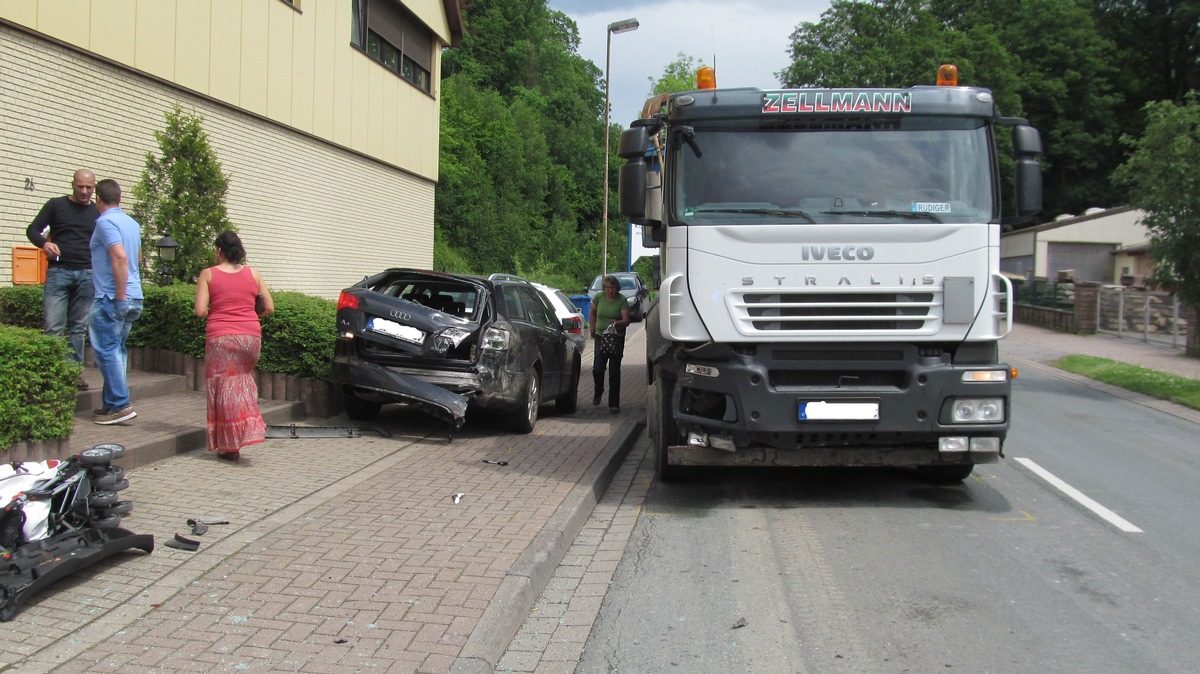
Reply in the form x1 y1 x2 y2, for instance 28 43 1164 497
205 334 266 453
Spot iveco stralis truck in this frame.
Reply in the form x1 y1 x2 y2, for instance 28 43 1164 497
618 65 1043 481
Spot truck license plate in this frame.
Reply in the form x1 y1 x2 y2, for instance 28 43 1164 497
798 400 879 421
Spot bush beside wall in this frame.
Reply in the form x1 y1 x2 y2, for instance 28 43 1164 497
0 326 79 448
0 284 337 447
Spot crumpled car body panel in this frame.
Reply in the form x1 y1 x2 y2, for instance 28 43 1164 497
333 269 578 426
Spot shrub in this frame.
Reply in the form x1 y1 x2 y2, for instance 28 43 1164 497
127 284 208 357
0 326 78 446
1 284 337 446
0 285 46 329
257 291 336 381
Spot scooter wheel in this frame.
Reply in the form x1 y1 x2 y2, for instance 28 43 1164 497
88 490 118 508
91 465 126 488
78 447 113 466
90 513 122 529
90 443 127 460
108 478 130 492
104 500 134 516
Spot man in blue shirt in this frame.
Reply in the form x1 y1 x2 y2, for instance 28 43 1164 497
89 178 144 425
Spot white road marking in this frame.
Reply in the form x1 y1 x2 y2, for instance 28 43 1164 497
1014 457 1143 533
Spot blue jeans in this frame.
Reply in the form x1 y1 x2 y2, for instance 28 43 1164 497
89 297 143 411
43 267 93 363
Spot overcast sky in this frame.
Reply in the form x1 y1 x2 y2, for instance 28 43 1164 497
546 0 833 126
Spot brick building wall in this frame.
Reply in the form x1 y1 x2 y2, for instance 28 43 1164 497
1 24 434 299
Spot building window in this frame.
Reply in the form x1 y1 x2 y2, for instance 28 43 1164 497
351 0 433 93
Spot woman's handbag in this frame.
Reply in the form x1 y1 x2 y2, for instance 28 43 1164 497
599 327 622 357
255 294 266 316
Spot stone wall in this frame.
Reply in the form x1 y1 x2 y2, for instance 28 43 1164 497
130 348 340 418
1096 286 1190 340
1015 281 1199 356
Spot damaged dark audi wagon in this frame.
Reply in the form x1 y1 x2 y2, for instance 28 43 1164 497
332 270 582 433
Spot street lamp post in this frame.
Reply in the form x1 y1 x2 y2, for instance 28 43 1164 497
156 235 179 286
602 17 639 279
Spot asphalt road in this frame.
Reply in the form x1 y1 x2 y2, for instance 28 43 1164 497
559 363 1200 674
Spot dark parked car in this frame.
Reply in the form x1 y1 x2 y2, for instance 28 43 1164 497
333 270 582 434
587 272 650 321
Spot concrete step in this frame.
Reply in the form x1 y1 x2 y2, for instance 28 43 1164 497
71 366 304 469
70 390 304 470
75 368 186 412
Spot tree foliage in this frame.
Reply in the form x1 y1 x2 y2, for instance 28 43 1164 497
648 52 706 99
779 0 1127 220
1112 96 1200 308
131 106 233 284
436 0 612 289
436 0 1200 282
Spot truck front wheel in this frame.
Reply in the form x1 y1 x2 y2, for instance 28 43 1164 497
917 464 974 483
652 375 683 481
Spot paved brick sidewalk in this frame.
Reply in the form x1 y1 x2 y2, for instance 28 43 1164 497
2 329 648 673
1002 322 1200 380
8 321 1194 671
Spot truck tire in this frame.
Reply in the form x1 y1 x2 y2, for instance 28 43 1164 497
652 375 683 481
917 464 974 483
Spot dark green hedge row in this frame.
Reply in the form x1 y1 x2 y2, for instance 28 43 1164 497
0 284 336 445
0 284 336 381
0 325 78 448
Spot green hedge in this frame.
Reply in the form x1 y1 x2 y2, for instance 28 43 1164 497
0 325 79 448
0 283 336 445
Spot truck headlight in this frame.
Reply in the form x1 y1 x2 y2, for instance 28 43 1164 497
951 398 1005 423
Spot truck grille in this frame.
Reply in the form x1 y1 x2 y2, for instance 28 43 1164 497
733 290 937 333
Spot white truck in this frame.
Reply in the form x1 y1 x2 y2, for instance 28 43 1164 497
618 66 1043 481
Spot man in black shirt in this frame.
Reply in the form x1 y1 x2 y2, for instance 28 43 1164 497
26 169 99 386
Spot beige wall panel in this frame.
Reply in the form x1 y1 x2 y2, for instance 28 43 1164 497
238 0 269 116
349 57 370 151
311 3 337 139
382 80 399 166
174 0 211 95
407 0 452 42
36 0 90 47
330 17 357 149
133 0 175 81
1 25 434 297
90 0 137 64
2 0 446 183
289 0 317 134
208 2 243 104
367 66 386 158
265 1 293 124
0 0 36 27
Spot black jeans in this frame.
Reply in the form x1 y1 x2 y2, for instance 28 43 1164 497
592 336 623 407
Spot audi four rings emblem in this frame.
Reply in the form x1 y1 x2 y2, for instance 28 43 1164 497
390 310 410 320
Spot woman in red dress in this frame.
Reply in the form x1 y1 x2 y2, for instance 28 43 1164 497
193 231 274 460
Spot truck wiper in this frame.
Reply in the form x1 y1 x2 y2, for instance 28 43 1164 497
697 208 816 223
822 209 943 223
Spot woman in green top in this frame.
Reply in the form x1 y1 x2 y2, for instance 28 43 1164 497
589 275 631 413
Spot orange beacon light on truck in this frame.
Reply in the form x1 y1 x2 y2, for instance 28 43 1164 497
937 64 959 87
696 66 717 90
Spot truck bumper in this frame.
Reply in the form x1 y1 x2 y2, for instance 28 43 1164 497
666 342 1008 466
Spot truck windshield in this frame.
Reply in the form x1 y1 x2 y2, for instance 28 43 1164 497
671 116 995 225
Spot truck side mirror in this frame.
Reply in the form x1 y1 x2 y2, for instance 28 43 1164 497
618 126 650 159
1012 125 1043 217
619 160 647 222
